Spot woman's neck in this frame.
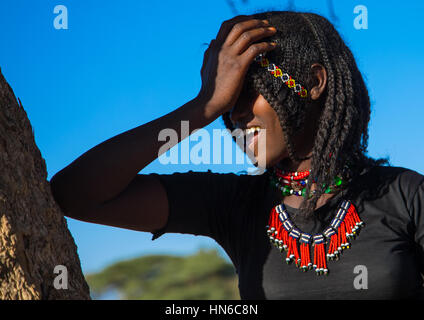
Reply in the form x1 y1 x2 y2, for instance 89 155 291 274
275 153 313 173
273 154 338 210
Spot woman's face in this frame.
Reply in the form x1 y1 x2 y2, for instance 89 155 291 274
229 64 325 169
230 86 289 168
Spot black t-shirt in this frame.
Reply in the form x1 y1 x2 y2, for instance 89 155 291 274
150 165 424 299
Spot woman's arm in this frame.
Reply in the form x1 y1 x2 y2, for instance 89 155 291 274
49 16 277 232
49 97 216 230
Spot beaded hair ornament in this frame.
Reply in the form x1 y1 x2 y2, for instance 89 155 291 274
253 53 308 98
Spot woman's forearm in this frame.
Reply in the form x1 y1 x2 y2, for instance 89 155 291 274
49 96 218 213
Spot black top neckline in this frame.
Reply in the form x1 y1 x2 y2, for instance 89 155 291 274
277 166 373 214
282 188 347 214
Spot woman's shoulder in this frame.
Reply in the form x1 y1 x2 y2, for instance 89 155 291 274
360 165 424 186
349 164 424 205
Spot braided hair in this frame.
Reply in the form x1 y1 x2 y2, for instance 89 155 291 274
222 11 389 218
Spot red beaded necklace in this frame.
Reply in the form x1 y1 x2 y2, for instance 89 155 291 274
267 168 364 275
274 167 311 181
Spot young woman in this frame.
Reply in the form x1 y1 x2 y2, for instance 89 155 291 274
50 11 424 299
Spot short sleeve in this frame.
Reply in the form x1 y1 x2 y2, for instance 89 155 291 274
148 170 268 244
408 172 424 272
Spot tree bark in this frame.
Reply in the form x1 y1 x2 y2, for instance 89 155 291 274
0 68 90 299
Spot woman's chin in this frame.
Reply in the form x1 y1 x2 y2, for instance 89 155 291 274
246 147 269 173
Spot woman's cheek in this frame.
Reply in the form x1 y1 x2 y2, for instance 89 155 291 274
263 128 288 167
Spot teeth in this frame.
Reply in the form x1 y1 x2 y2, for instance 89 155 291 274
245 127 261 135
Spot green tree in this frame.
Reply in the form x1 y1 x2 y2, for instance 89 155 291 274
86 249 240 300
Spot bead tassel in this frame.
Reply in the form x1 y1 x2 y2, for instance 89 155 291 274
286 237 294 264
292 237 300 266
300 243 312 271
327 233 339 260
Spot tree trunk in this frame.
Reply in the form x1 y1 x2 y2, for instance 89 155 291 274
0 68 90 299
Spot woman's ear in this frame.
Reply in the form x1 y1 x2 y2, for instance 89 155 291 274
309 63 327 100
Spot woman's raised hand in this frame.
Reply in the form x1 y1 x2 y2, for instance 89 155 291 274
197 16 277 118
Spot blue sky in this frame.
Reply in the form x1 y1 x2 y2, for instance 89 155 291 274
0 0 423 274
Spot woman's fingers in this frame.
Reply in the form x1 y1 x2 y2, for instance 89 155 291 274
215 16 277 58
229 26 276 55
240 41 277 65
221 18 277 66
223 19 271 47
215 15 251 45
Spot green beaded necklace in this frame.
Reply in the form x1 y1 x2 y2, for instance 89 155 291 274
270 167 346 198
